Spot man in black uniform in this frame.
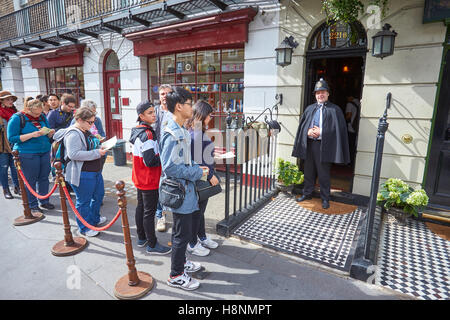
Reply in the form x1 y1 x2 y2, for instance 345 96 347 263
292 78 350 209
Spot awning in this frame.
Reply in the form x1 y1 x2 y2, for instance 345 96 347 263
125 8 258 57
19 44 85 69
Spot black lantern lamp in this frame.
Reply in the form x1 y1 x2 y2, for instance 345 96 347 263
372 23 397 59
275 36 299 67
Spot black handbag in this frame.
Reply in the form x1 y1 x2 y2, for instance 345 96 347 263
195 175 222 202
159 178 185 209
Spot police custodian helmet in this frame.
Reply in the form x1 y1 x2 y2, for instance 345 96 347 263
314 78 330 92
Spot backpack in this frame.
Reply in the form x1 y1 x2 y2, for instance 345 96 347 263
51 139 70 173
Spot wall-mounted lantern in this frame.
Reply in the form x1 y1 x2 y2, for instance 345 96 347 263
372 23 397 59
275 36 299 67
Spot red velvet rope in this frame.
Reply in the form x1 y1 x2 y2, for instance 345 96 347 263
18 169 58 200
62 185 122 231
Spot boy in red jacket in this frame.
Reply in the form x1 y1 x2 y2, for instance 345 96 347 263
130 101 171 255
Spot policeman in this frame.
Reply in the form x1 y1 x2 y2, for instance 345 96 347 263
292 78 350 209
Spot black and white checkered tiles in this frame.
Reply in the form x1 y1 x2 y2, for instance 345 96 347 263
376 217 450 300
233 193 363 272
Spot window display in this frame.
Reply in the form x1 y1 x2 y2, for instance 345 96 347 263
148 48 244 132
45 66 85 104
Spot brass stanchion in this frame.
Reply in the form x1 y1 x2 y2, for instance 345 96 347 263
12 150 45 226
113 181 153 300
51 162 87 256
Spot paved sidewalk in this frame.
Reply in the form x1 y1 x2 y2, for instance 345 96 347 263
0 159 410 301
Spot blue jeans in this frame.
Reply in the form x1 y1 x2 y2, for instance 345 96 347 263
71 171 105 233
155 201 163 219
0 152 19 189
19 152 51 209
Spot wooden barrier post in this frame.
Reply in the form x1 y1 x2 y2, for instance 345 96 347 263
12 150 45 226
51 162 88 256
114 180 153 300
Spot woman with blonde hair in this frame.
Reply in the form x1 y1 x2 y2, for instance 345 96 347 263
7 98 55 213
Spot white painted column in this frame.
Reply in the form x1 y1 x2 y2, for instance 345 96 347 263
1 58 25 109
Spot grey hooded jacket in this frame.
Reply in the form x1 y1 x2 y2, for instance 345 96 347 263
53 126 102 187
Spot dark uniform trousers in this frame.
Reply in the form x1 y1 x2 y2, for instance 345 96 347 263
303 139 331 201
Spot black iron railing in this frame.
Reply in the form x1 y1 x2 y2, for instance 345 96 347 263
216 98 282 236
0 0 159 42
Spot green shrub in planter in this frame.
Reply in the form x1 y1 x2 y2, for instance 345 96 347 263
376 178 429 217
275 158 304 186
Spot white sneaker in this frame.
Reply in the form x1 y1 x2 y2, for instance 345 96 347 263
200 237 218 249
156 216 166 232
97 216 107 226
79 229 99 237
167 272 200 291
186 241 210 257
184 260 202 273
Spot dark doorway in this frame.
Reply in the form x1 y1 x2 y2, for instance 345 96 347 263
424 48 450 208
298 21 367 193
304 56 364 192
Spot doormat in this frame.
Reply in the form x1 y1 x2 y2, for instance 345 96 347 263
376 218 450 300
296 197 358 215
233 193 363 272
425 222 450 241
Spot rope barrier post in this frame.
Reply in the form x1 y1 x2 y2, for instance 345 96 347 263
51 162 88 256
113 181 153 300
11 150 45 226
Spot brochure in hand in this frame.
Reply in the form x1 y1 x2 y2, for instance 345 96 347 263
39 127 52 135
101 136 117 151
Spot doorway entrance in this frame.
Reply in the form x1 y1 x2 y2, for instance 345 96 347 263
302 21 367 192
103 50 122 139
424 43 450 209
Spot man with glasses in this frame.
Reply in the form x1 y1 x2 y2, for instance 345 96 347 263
47 93 77 133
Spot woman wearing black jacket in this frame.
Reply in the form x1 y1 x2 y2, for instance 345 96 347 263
185 100 220 257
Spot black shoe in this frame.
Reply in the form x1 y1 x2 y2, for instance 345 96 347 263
3 188 13 199
322 200 330 209
13 186 21 195
40 203 55 210
296 194 312 202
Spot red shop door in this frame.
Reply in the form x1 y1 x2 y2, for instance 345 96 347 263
104 71 122 139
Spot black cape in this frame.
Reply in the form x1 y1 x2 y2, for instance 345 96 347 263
292 101 350 164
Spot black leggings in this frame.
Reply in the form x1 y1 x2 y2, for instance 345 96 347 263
190 199 208 246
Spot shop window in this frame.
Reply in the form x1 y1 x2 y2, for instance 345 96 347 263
148 48 244 132
45 66 85 104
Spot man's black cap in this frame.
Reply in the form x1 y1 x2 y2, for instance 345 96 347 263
136 100 154 121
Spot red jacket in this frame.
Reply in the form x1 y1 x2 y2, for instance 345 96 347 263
129 123 161 190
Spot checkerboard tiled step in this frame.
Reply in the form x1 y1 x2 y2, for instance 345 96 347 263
376 217 450 300
233 193 364 272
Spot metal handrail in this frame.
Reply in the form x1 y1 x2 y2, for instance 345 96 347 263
0 0 159 43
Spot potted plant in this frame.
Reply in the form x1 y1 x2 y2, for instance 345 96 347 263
275 158 304 194
376 178 429 224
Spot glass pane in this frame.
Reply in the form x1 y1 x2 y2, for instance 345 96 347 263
55 68 64 88
148 58 159 104
110 88 116 113
105 51 120 71
382 36 392 54
176 51 195 77
109 76 115 84
161 54 175 84
48 68 56 89
197 50 219 83
65 67 77 87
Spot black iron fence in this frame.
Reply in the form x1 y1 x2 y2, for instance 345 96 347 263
216 101 281 236
0 0 159 42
